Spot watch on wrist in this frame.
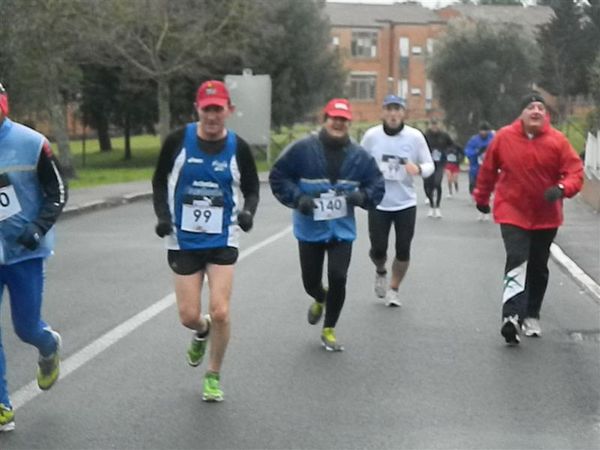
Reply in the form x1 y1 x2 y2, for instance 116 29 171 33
558 183 565 191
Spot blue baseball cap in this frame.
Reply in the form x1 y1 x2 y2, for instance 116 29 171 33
383 94 406 108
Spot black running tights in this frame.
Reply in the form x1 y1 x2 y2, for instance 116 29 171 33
298 240 352 328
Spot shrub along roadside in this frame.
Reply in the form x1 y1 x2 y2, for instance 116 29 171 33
55 118 586 190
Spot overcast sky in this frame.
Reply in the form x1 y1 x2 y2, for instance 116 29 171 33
326 0 461 8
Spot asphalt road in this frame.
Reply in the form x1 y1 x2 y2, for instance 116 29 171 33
1 184 599 449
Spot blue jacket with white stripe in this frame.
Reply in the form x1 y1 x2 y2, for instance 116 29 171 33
269 133 384 243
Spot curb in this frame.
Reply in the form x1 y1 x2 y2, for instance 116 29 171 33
550 243 600 304
61 191 153 219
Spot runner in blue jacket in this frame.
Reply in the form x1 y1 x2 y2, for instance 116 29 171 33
0 84 67 432
269 98 384 351
464 121 494 195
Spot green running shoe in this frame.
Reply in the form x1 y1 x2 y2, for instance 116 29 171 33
321 327 343 352
307 302 324 325
187 314 211 367
0 403 15 432
37 330 61 391
202 372 224 402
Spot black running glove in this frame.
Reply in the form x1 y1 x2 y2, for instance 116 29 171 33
238 210 253 232
17 223 43 250
476 204 491 214
155 219 173 238
544 185 564 202
346 190 366 207
297 195 315 216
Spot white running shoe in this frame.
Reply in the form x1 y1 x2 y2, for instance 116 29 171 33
427 208 435 218
434 208 442 218
374 272 387 298
385 289 402 307
522 318 541 337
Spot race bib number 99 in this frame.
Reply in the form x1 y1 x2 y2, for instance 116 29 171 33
313 193 348 221
181 203 223 234
0 185 22 222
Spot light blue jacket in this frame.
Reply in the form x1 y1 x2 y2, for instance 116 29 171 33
0 119 55 264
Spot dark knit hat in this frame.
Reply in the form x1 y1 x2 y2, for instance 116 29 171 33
520 92 546 111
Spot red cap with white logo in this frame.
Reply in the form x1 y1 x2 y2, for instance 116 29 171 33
323 98 352 120
195 80 230 109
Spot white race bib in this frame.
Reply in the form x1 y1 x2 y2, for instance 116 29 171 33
432 149 442 162
313 192 348 221
379 159 403 181
0 185 22 222
447 153 457 163
181 201 223 234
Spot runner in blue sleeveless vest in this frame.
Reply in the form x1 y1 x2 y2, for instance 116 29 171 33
0 84 68 432
152 80 259 402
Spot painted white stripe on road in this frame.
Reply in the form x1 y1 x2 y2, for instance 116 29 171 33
12 225 293 410
550 243 600 302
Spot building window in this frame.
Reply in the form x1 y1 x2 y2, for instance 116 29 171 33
399 37 409 58
412 46 422 55
411 88 421 96
425 80 433 100
398 79 408 99
427 38 435 55
349 73 377 100
332 36 340 47
351 31 378 58
425 80 433 110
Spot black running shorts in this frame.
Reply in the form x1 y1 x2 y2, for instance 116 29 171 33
167 247 239 275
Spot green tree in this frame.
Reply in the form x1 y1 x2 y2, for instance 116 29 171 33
240 0 346 128
536 0 591 120
428 20 540 143
1 0 84 178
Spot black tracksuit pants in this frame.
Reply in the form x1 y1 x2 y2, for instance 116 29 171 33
298 240 352 328
500 224 558 321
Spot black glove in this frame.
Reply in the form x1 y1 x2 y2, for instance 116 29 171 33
17 223 43 251
155 219 173 238
297 195 315 216
211 196 224 207
476 204 491 214
544 185 564 202
346 190 366 207
238 210 253 232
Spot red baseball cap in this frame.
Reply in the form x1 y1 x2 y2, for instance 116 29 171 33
195 80 230 109
323 98 352 120
0 83 8 116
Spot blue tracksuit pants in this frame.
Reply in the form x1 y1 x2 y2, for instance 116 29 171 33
0 258 58 407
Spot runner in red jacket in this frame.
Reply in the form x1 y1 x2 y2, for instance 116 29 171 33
473 92 583 345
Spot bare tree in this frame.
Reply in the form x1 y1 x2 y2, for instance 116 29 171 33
80 0 250 142
1 0 85 178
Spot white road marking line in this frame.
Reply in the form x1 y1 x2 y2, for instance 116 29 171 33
550 243 600 302
12 225 293 410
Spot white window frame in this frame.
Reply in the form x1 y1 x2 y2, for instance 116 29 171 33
349 72 377 101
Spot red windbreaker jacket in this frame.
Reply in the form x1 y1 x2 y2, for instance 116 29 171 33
473 117 583 230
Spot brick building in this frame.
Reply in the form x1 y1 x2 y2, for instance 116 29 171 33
324 2 554 122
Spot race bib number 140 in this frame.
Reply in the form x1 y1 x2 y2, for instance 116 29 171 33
313 193 348 221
